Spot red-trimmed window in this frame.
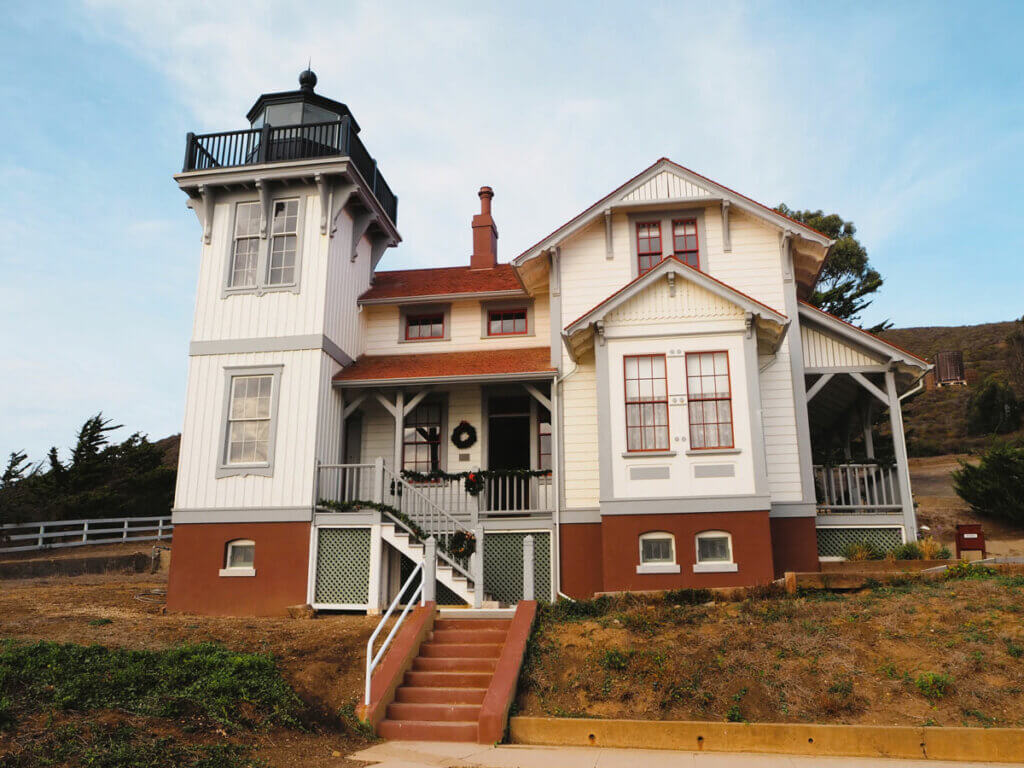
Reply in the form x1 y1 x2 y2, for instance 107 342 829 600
403 402 443 473
487 308 528 336
636 221 662 276
624 354 669 452
538 405 552 470
405 313 444 340
672 219 699 269
686 351 733 449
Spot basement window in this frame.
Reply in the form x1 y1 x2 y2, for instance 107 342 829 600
694 530 737 573
220 539 256 577
637 531 680 574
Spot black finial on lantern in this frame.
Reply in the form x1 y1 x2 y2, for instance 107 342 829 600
299 67 317 92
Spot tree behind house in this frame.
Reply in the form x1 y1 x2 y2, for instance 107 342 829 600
0 414 176 525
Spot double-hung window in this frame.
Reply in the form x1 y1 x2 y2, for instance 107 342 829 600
686 351 733 449
405 313 445 340
267 199 299 286
403 401 443 473
636 221 662 276
487 307 528 336
624 354 669 452
226 375 273 465
230 202 261 288
672 218 699 269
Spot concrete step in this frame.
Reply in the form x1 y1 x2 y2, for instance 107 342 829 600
394 686 487 705
431 628 508 644
434 618 512 631
377 718 478 742
412 656 498 672
386 702 481 722
420 642 503 658
404 670 493 688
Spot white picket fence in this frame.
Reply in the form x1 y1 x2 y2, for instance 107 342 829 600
0 516 173 553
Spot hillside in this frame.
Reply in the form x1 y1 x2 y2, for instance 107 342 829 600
881 320 1023 456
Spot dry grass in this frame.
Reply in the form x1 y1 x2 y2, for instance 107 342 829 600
517 576 1024 728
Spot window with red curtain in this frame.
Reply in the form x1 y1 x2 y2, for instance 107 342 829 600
672 219 699 269
624 354 669 452
686 351 733 449
636 221 662 276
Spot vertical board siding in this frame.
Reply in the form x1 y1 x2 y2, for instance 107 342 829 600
621 171 713 201
192 192 327 342
362 294 550 356
447 386 483 471
315 353 344 466
604 277 745 325
174 349 322 511
323 206 373 359
359 398 395 466
802 324 883 368
562 350 599 508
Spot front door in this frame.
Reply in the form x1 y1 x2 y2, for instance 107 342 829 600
487 396 531 511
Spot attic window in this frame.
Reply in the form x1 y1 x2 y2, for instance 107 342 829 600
636 222 662 276
672 219 699 269
405 313 445 340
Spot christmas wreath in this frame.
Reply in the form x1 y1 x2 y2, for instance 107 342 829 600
464 471 485 496
451 420 477 450
450 529 476 558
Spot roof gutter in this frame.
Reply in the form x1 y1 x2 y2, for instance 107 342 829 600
358 289 526 306
334 370 557 388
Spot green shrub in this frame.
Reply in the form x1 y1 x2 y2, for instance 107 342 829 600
891 542 923 560
915 671 953 700
0 640 305 731
945 561 995 580
599 648 633 671
843 540 884 561
663 588 713 605
953 441 1024 524
966 377 1020 435
542 595 614 622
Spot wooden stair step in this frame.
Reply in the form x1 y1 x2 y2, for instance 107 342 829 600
412 656 498 672
394 686 487 705
377 719 478 742
386 702 481 722
420 642 503 658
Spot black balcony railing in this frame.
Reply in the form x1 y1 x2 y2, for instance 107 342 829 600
182 116 397 225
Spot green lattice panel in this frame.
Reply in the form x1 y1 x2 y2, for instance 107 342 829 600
398 553 467 606
484 532 551 605
314 527 371 605
816 527 904 558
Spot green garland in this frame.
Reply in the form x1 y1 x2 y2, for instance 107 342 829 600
400 468 552 483
317 498 435 553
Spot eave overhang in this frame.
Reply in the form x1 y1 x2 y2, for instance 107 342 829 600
358 289 527 307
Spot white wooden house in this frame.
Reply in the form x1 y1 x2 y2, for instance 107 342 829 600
166 72 929 616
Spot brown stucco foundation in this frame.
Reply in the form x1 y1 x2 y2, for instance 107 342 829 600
166 521 311 616
558 522 604 599
769 516 820 577
599 510 774 592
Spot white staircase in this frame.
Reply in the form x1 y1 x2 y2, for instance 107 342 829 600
380 519 475 605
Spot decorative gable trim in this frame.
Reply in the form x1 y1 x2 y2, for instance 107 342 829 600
797 302 930 372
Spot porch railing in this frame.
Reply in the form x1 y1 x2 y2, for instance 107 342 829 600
316 463 378 505
402 472 554 516
813 464 901 513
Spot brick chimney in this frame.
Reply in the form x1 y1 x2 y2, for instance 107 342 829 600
471 186 498 269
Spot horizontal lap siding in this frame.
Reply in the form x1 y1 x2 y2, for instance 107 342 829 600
174 349 322 511
362 294 550 355
192 193 326 342
802 324 884 368
562 351 599 508
559 218 632 337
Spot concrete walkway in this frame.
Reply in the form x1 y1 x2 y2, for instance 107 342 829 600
350 741 1004 767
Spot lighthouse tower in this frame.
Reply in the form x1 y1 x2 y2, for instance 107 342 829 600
167 71 399 615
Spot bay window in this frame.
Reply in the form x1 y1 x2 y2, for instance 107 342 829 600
686 351 734 449
624 354 670 452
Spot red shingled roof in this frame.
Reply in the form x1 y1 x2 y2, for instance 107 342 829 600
334 347 554 384
359 264 525 303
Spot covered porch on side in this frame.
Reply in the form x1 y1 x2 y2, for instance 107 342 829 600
799 303 931 555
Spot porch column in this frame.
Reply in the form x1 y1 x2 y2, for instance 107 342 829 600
392 390 404 473
862 401 875 460
885 369 918 540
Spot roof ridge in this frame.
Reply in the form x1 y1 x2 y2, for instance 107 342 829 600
374 263 513 275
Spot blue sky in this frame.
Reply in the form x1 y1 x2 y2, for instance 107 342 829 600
1 0 1022 462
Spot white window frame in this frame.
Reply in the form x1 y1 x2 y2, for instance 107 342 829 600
266 198 301 287
223 195 306 297
637 531 680 574
219 538 256 577
216 365 283 479
693 530 738 573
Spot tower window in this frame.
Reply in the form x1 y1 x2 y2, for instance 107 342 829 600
230 202 261 288
226 375 273 465
267 199 299 286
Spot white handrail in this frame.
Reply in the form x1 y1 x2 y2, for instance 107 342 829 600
365 560 424 706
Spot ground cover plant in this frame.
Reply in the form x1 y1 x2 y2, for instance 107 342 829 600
517 570 1024 728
